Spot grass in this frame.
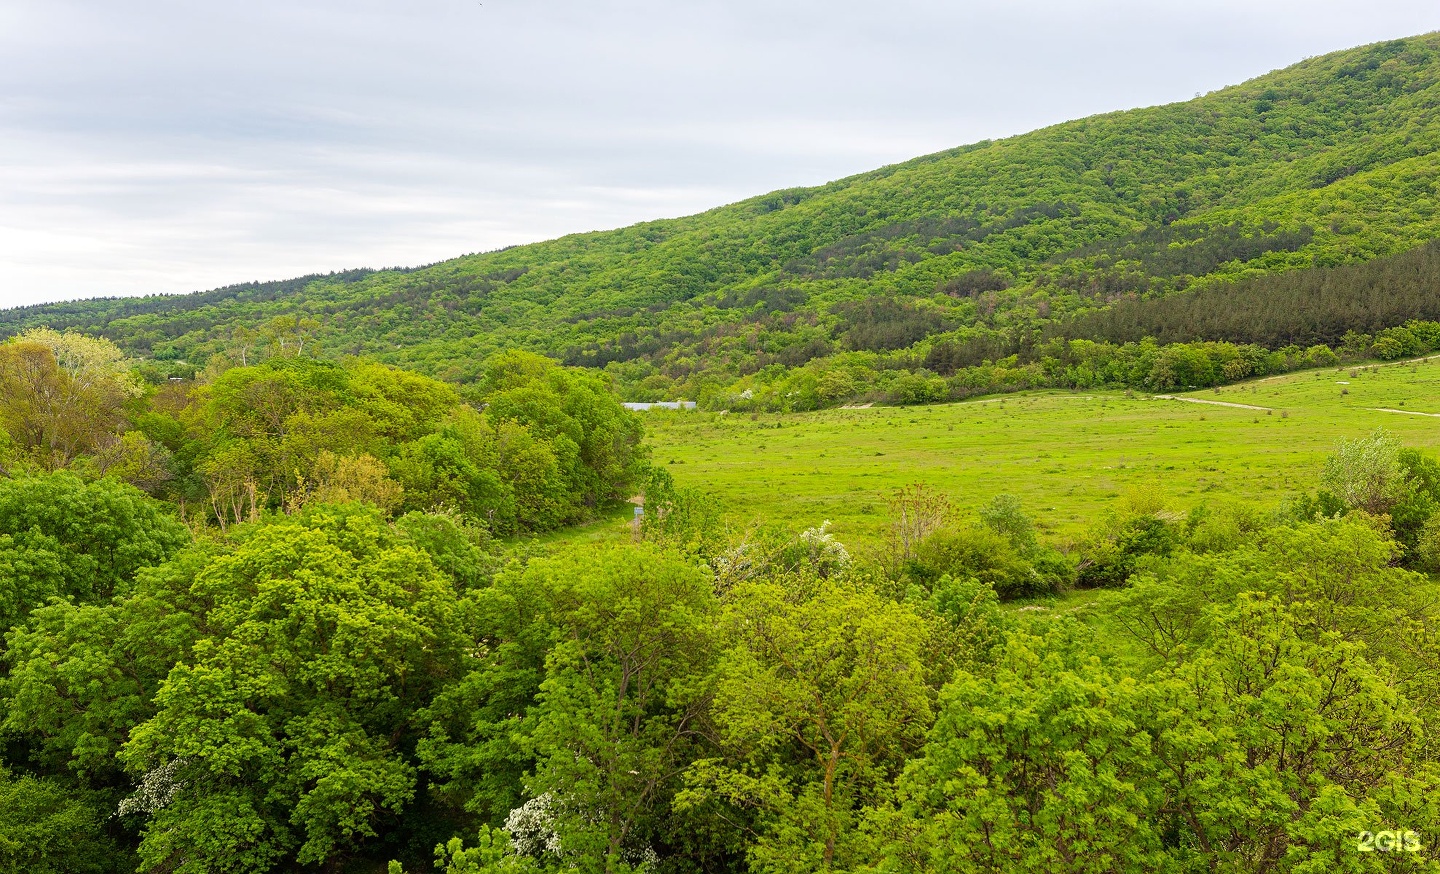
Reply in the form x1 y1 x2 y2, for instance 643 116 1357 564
631 358 1440 548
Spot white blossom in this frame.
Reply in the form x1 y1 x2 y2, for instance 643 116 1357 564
118 758 188 817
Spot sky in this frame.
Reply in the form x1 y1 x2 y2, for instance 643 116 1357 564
1 1 1438 308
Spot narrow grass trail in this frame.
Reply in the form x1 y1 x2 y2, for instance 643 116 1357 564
637 359 1440 547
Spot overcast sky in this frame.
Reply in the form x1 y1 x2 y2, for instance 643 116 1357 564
1 1 1437 308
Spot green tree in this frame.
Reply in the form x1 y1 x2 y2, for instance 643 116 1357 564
0 472 188 638
891 619 1168 874
479 351 645 513
3 544 214 781
1142 595 1434 872
0 767 131 874
1321 429 1408 515
681 576 932 872
118 505 470 873
521 545 717 872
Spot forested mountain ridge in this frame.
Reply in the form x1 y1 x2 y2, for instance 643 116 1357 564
7 33 1440 400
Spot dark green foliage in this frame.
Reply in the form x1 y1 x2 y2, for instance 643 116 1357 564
0 768 132 874
1056 240 1440 348
835 297 949 353
1076 510 1181 589
910 527 1051 600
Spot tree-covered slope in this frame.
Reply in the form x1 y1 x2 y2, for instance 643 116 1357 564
7 33 1440 392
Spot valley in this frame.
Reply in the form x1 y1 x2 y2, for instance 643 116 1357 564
642 357 1440 543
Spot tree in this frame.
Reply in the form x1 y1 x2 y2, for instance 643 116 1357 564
0 767 130 874
1321 429 1408 515
290 451 404 515
978 493 1037 552
0 333 136 469
519 545 718 872
117 505 470 873
3 545 215 781
1142 595 1434 872
892 619 1168 874
479 351 645 513
0 472 188 638
884 484 952 574
681 576 932 872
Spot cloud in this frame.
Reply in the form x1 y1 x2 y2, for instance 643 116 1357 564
1 0 1437 306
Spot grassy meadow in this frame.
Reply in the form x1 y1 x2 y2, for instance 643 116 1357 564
628 357 1440 548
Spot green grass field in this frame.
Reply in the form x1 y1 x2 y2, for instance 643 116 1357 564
631 358 1440 547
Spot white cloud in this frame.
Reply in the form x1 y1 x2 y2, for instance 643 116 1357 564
1 0 1437 306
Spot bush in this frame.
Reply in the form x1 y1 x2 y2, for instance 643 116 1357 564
911 526 1055 599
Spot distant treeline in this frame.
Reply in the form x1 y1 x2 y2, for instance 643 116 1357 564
1051 238 1440 347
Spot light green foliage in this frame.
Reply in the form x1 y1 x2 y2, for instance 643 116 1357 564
978 493 1036 551
638 466 725 558
14 328 138 397
433 825 542 874
1417 513 1440 573
190 356 448 521
1322 429 1408 514
0 471 188 635
1141 595 1432 873
3 545 214 779
520 545 716 871
166 354 641 534
479 350 647 514
894 620 1167 874
113 505 470 873
418 543 725 874
681 576 932 872
0 334 138 470
1110 516 1425 654
393 509 496 591
897 590 1437 873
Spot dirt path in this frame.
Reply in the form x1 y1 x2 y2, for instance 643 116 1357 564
1153 395 1272 411
1253 353 1440 383
1370 407 1440 418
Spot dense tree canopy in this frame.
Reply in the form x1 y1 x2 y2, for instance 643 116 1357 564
0 345 1438 873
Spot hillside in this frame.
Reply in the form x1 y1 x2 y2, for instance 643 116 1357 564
7 33 1440 399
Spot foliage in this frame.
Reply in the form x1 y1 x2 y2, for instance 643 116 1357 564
521 546 717 871
3 367 1440 872
10 505 476 873
680 575 933 872
0 332 137 470
10 37 1440 410
1321 429 1409 514
0 767 131 874
0 472 188 636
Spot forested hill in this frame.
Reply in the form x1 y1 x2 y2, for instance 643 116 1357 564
7 33 1440 398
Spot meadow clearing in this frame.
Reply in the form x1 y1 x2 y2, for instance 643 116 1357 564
629 358 1440 548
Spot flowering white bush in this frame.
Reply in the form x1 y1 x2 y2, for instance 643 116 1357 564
118 757 188 817
799 520 851 573
504 793 564 856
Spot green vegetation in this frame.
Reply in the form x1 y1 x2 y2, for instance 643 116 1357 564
1 319 1440 872
7 35 1440 413
8 30 1440 874
639 356 1440 543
